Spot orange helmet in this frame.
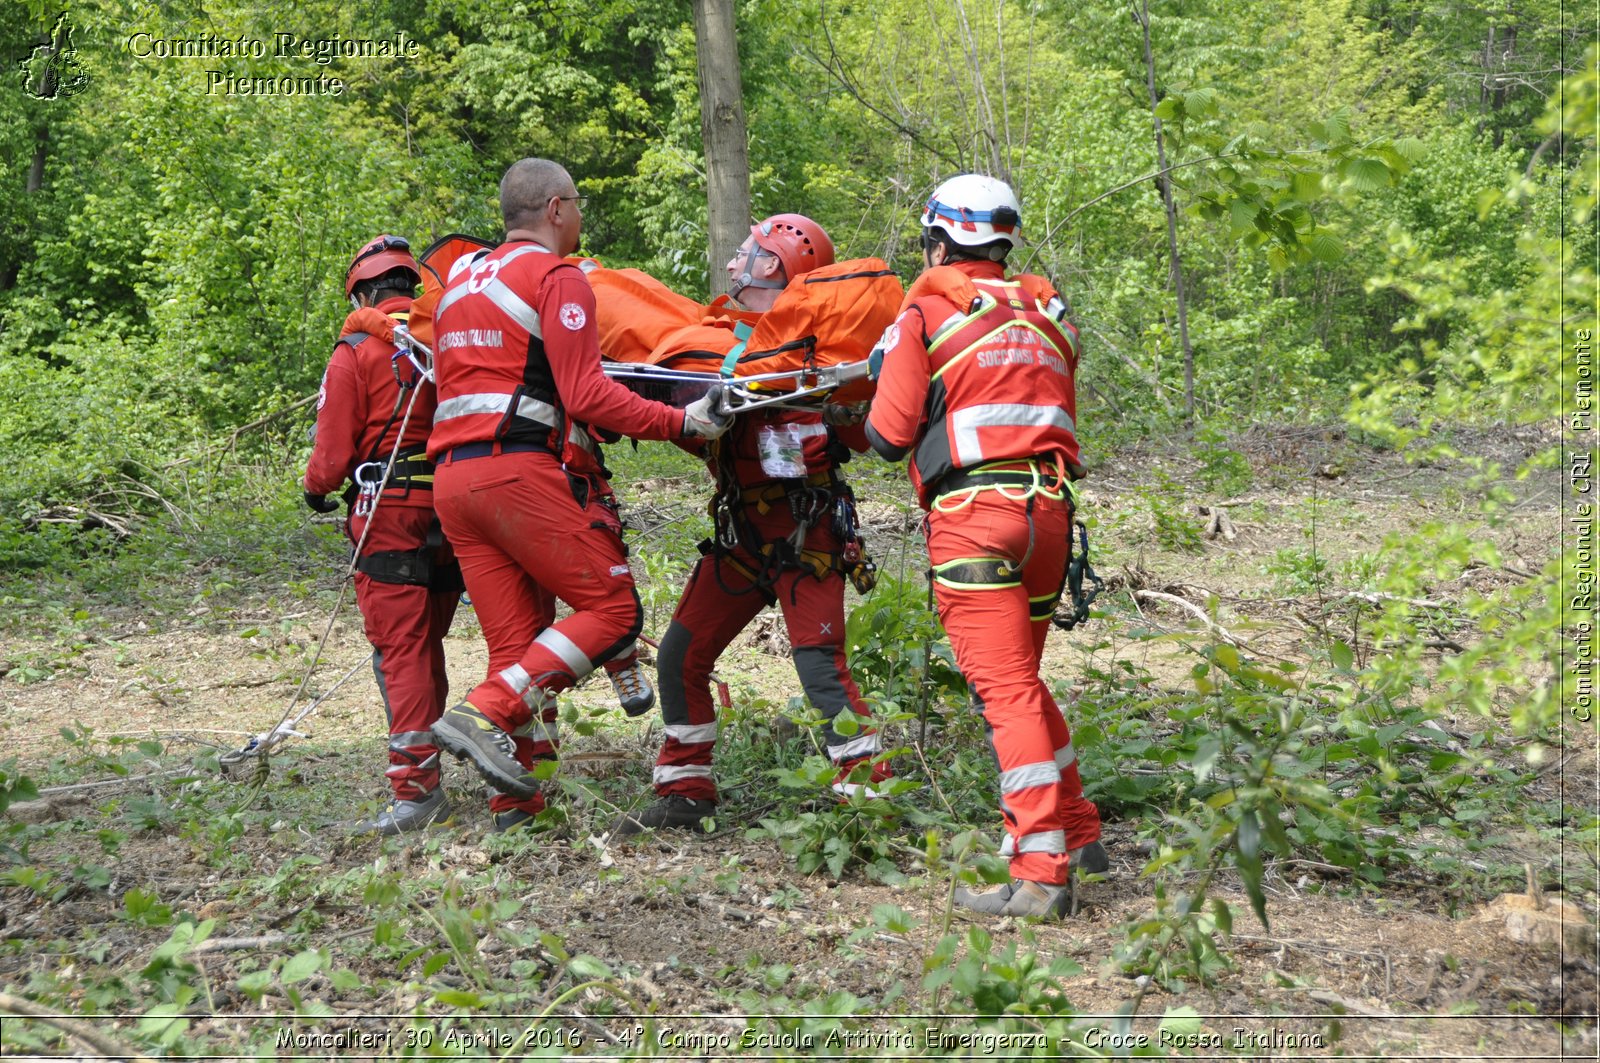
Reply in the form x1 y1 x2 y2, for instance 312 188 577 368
750 213 834 280
345 234 420 297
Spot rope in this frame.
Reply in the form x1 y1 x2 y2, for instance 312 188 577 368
226 327 433 768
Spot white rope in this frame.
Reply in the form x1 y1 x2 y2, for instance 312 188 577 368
229 326 434 765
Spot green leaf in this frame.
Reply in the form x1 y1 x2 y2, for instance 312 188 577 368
567 954 613 980
1228 198 1259 235
433 988 485 1007
1211 897 1233 936
1160 1005 1203 1037
1310 232 1346 264
1183 88 1218 117
1154 97 1184 122
1192 736 1222 784
236 969 274 996
1344 158 1391 192
422 951 451 978
280 949 324 984
1236 810 1261 860
1391 136 1427 164
1330 641 1355 671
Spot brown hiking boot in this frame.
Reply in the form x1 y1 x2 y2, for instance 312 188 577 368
952 878 1072 918
610 794 716 837
430 701 543 799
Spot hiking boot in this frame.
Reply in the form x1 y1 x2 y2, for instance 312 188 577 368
430 701 543 799
1069 840 1110 876
490 807 538 833
610 794 716 837
609 660 656 717
952 878 1072 918
350 788 451 835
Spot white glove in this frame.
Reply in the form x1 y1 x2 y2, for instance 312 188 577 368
681 388 733 440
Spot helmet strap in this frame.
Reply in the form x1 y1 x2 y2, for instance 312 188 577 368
730 245 785 299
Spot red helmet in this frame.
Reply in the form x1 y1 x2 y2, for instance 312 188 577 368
345 234 420 297
750 213 835 280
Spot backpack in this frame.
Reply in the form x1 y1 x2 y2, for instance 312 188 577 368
406 233 496 350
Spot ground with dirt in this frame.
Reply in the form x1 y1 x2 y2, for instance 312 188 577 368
1 426 1593 1060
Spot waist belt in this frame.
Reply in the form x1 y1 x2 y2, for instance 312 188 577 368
739 470 837 510
392 452 435 482
935 460 1066 498
445 440 549 462
350 448 435 512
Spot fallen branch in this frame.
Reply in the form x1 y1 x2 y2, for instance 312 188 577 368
1199 505 1237 541
26 506 132 540
38 767 196 796
222 393 317 453
1132 590 1243 646
0 991 158 1062
1305 988 1394 1017
192 933 290 955
1334 591 1449 610
694 894 758 923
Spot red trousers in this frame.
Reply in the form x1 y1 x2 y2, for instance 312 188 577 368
926 490 1101 885
434 448 642 813
347 505 458 801
653 506 878 802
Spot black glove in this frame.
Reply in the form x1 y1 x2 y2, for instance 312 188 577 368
822 403 866 427
303 491 340 514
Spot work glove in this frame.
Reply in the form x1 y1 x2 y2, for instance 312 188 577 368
304 491 340 514
867 345 885 381
681 388 733 440
822 403 866 427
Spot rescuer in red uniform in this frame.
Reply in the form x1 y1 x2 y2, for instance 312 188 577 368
613 215 891 835
426 158 733 827
305 235 461 834
863 175 1107 917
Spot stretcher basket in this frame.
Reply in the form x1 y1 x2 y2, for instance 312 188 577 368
600 358 872 413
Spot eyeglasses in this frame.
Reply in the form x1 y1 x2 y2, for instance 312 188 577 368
555 195 588 209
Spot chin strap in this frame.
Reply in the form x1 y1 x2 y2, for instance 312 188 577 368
729 244 785 301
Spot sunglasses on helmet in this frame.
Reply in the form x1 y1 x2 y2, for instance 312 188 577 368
352 235 411 266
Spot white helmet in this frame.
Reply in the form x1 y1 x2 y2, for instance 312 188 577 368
921 174 1022 254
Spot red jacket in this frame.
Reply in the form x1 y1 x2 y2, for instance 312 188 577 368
305 297 435 507
865 260 1082 507
427 241 684 464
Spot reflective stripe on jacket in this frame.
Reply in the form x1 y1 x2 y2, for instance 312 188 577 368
426 242 593 463
907 274 1082 506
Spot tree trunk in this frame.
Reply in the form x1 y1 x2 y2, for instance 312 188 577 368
1137 0 1196 423
693 0 751 292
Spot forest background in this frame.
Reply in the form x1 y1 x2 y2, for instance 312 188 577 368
0 0 1595 1057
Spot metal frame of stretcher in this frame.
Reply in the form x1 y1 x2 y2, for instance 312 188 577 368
601 359 870 413
390 325 865 415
